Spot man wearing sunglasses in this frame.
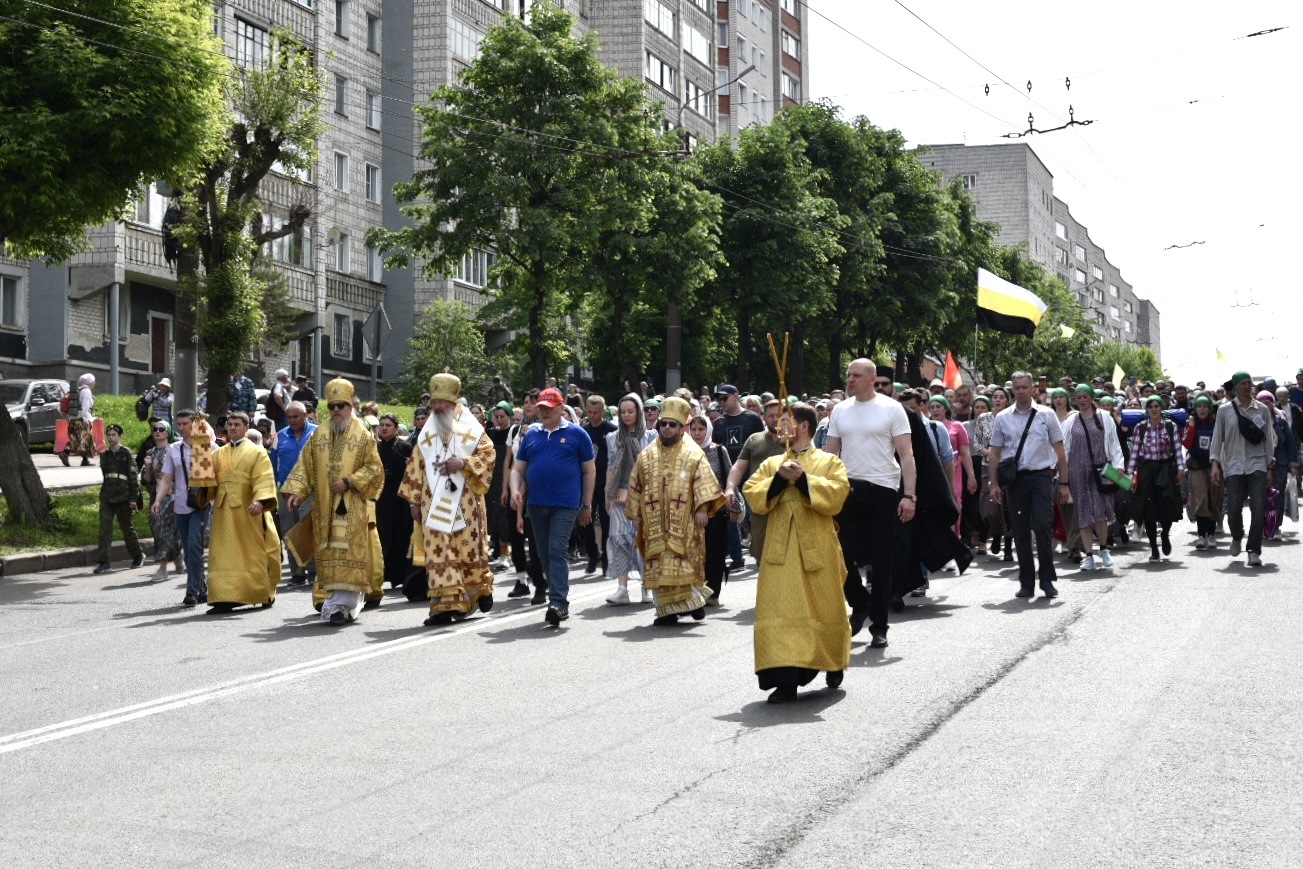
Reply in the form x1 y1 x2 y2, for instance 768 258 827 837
626 397 725 626
282 378 386 626
398 372 497 626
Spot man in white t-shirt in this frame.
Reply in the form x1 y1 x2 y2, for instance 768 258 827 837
825 359 917 648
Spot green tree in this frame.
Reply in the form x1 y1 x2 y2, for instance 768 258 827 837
1091 341 1163 384
0 0 226 260
174 32 322 420
690 119 845 392
391 300 497 404
370 4 658 388
0 0 225 526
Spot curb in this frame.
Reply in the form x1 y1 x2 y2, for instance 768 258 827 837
0 539 156 580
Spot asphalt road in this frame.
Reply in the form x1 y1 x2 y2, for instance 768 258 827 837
2 528 1300 868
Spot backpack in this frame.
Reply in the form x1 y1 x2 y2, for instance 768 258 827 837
134 392 151 421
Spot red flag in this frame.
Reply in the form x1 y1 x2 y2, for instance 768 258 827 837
943 351 961 389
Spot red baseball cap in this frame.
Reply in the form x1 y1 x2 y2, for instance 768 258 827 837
536 387 565 408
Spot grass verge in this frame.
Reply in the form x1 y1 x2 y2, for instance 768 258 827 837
0 487 152 557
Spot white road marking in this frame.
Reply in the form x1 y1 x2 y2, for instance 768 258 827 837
0 587 609 755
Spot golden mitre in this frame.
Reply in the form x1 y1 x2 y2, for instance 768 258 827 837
429 372 462 403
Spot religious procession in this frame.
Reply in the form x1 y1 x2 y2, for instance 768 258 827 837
90 353 1289 707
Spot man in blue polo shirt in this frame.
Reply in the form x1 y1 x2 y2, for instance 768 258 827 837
511 387 596 626
272 401 317 585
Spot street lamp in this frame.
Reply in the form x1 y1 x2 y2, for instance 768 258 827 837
665 63 756 395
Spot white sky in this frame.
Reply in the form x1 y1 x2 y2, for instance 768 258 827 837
807 0 1298 385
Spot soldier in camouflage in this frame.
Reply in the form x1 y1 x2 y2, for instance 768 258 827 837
94 424 145 574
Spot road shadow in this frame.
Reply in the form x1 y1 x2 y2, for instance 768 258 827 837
1125 560 1185 572
1217 562 1280 574
715 690 846 727
716 608 755 628
981 596 1058 614
478 620 568 643
601 623 708 642
575 604 651 622
103 577 172 590
113 604 189 621
0 577 64 605
241 614 329 642
889 601 966 622
363 623 455 643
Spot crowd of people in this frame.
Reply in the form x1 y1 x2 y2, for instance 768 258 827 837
75 361 1296 704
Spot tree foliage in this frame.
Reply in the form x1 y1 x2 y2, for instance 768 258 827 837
1091 341 1164 384
391 300 496 404
172 32 322 419
0 0 226 260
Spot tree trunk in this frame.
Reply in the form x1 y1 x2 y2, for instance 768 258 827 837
0 411 52 524
789 321 805 398
736 313 751 391
906 342 924 387
827 325 845 393
206 365 230 421
528 291 547 389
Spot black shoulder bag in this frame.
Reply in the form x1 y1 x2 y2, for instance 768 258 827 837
1231 401 1267 445
1078 414 1118 494
997 410 1037 488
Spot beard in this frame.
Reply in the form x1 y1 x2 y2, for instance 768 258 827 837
659 429 682 447
330 415 351 434
433 407 455 443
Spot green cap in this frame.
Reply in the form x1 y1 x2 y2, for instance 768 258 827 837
1145 394 1165 408
1072 384 1094 397
494 400 513 414
1194 395 1213 409
1051 387 1071 400
1228 370 1252 388
928 394 951 412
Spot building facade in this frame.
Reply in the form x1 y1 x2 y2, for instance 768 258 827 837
921 142 1160 361
715 0 807 139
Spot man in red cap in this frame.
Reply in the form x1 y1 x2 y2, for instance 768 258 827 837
511 387 596 626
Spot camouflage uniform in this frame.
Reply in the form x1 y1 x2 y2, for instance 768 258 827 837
98 445 143 564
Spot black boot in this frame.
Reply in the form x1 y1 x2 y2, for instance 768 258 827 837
990 536 1001 555
1003 539 1014 562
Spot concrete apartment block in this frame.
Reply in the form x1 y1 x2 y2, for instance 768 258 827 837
922 142 1159 361
716 0 806 138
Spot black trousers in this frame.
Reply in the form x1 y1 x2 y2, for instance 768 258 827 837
838 480 900 636
577 499 610 572
1007 468 1056 587
704 510 729 597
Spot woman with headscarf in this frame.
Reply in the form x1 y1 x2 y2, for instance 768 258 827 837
61 373 98 466
1129 395 1185 561
142 419 183 582
690 410 732 605
927 395 975 536
1062 384 1124 570
964 394 992 552
603 393 657 605
1183 395 1223 549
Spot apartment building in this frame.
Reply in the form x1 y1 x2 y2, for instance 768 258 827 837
715 0 807 139
921 142 1160 360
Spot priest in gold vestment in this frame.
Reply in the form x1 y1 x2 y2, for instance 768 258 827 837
398 372 497 626
207 412 281 612
282 378 385 626
626 397 725 626
744 403 851 704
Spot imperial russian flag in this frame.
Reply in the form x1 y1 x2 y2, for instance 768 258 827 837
976 268 1047 338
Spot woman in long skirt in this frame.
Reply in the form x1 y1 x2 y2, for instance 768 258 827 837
1063 385 1124 571
142 420 182 582
1183 395 1223 549
1129 395 1186 562
604 394 657 605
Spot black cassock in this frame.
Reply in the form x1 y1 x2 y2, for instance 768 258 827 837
376 436 415 588
893 407 972 597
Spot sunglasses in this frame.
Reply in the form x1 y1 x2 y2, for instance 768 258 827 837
152 426 168 433
644 407 658 413
874 380 891 388
327 402 349 411
656 420 681 429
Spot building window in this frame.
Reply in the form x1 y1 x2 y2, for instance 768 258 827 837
644 51 677 94
366 245 382 282
1056 248 1069 266
1109 283 1119 297
737 82 748 111
757 93 768 121
1073 267 1086 284
1072 243 1086 261
684 80 710 119
1124 320 1132 333
961 174 977 190
737 0 749 14
717 21 728 45
133 182 153 224
1095 311 1106 326
334 0 348 37
366 91 381 130
717 66 728 89
1 275 20 327
756 5 768 32
1092 265 1104 280
266 213 312 268
684 25 710 66
781 30 801 60
333 312 352 356
451 18 481 60
688 0 709 11
780 0 799 16
334 152 349 192
367 14 380 53
1055 221 1066 239
334 74 348 115
736 34 747 60
365 164 381 203
781 72 800 101
1109 305 1120 319
333 232 350 273
235 18 268 68
454 248 495 288
1092 287 1105 304
643 0 674 37
1124 300 1133 313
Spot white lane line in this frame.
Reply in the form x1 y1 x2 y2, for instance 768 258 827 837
0 625 121 651
0 587 609 755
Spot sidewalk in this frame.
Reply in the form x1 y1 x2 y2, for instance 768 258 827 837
30 452 103 492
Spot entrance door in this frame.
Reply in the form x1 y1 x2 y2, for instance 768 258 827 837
150 316 168 373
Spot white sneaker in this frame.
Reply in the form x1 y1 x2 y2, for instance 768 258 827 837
1195 536 1207 550
641 586 653 604
943 560 957 572
605 585 630 606
1080 554 1096 571
1099 550 1113 568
